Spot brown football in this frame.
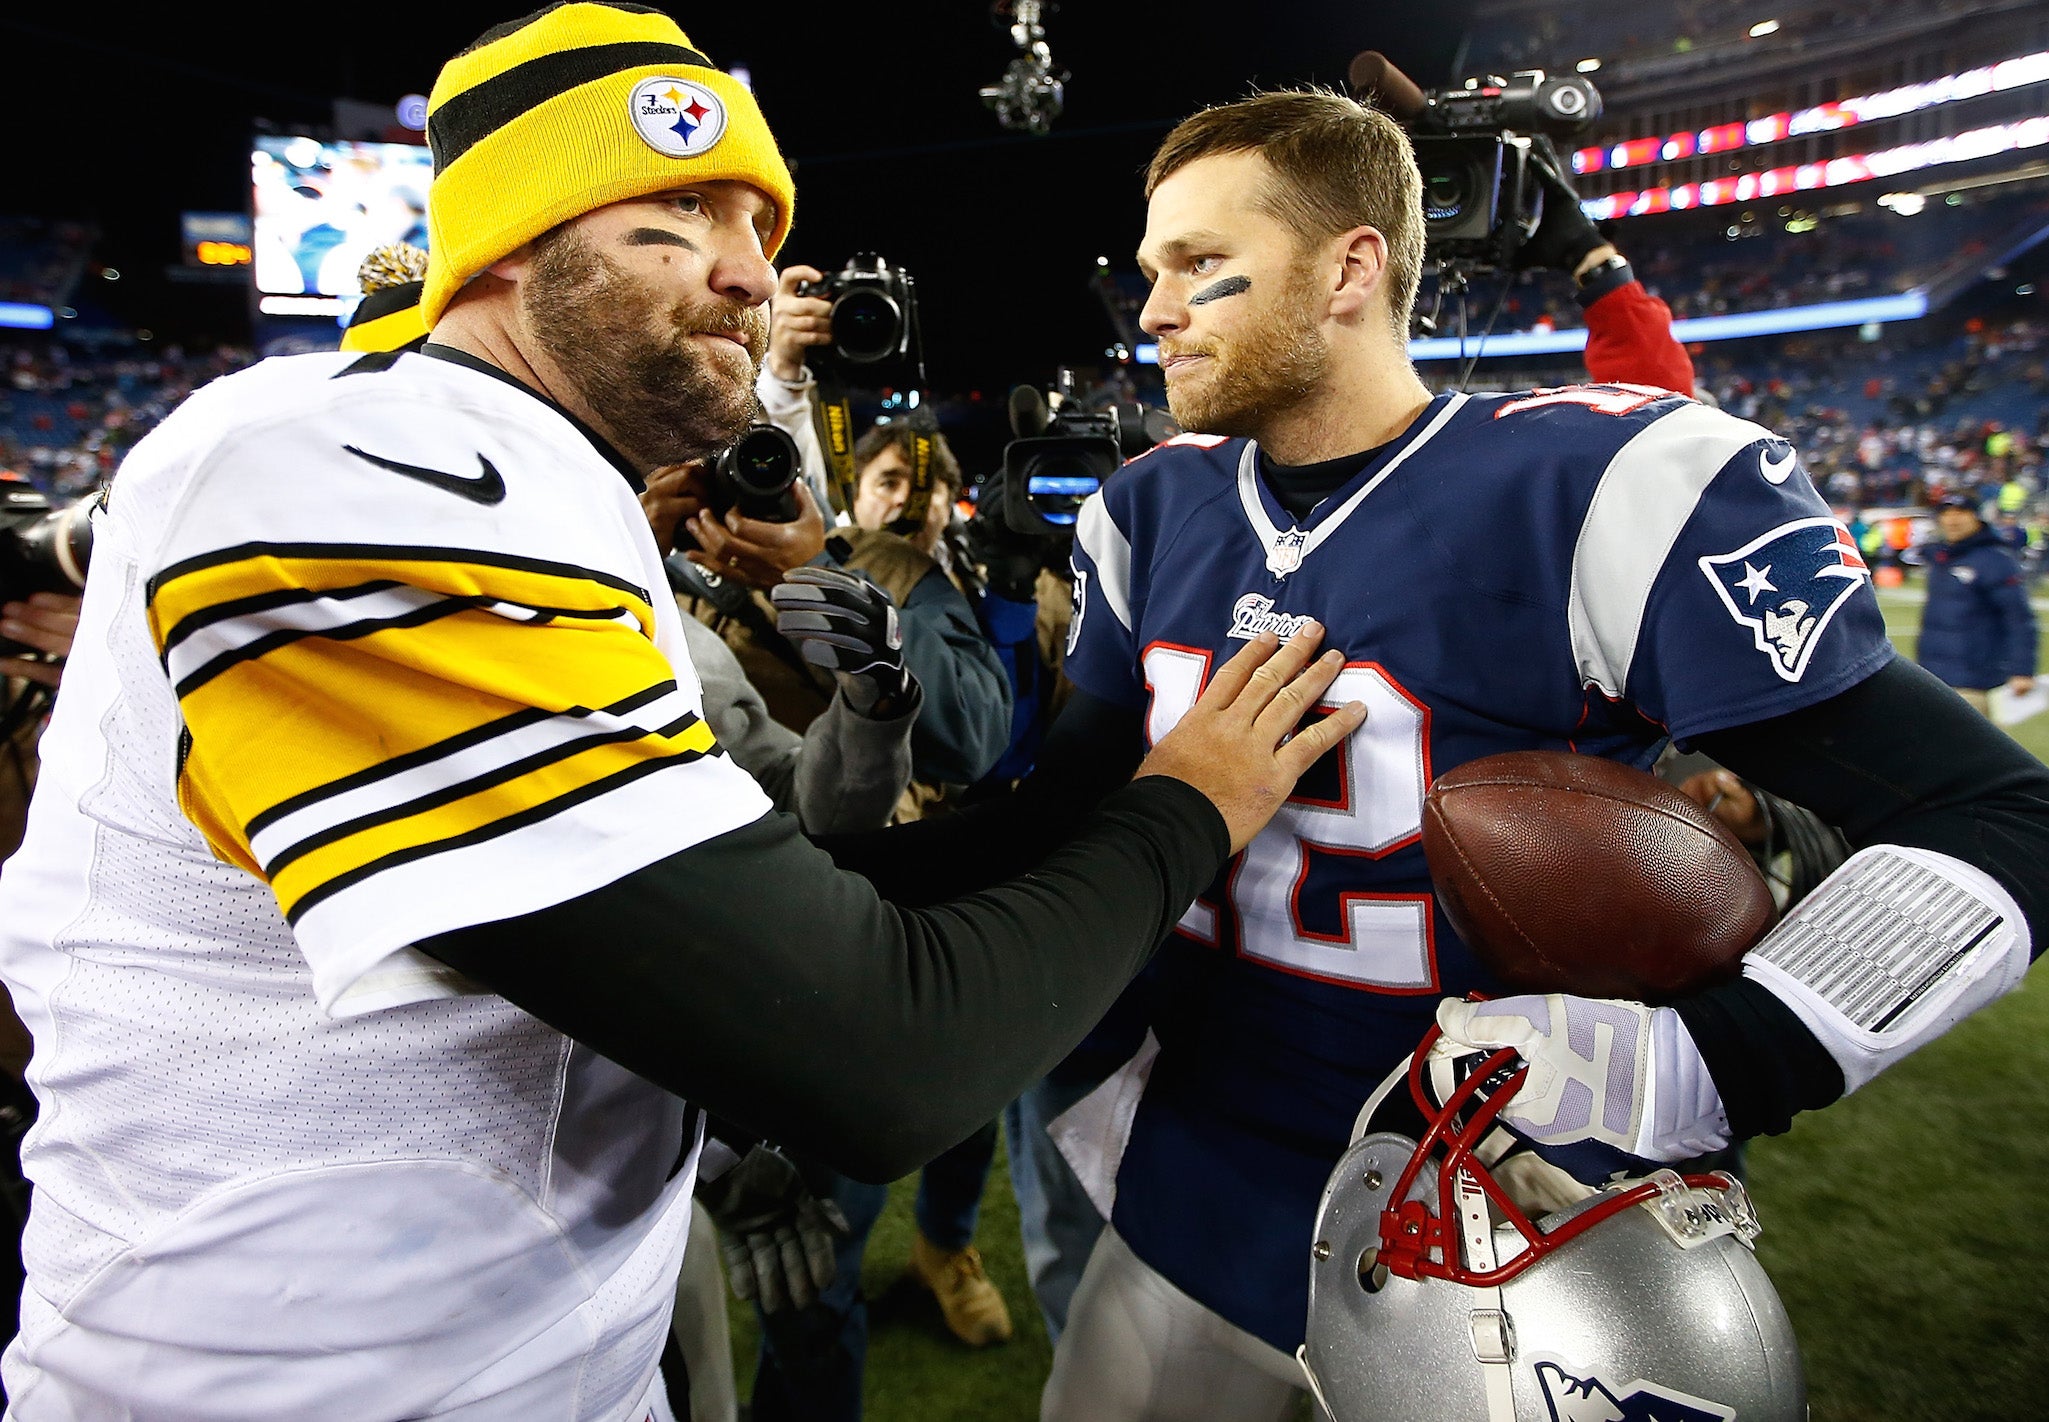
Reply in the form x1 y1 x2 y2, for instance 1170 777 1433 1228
1421 751 1775 1003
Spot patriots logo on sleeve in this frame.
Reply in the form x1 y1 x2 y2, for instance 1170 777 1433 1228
1537 1361 1734 1421
1698 516 1872 683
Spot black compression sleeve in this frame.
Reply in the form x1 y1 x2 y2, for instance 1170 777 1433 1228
811 687 1147 904
1677 655 2049 1136
419 775 1224 1183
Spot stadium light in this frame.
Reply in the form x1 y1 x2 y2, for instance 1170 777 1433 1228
1408 291 1928 362
0 303 53 331
1572 50 2049 175
1750 20 1781 38
1582 115 2049 219
1879 191 1928 214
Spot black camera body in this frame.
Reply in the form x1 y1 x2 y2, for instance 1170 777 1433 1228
1 479 92 603
708 423 804 524
795 253 926 388
1 478 94 659
1409 71 1602 269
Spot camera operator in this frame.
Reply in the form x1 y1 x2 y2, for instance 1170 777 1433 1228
1511 136 1694 397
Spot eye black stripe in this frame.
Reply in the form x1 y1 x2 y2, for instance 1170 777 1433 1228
430 40 715 173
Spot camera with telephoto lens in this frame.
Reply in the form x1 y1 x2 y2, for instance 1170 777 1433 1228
708 422 804 523
2 476 93 602
795 253 926 387
2 477 94 661
995 370 1175 538
1352 52 1601 270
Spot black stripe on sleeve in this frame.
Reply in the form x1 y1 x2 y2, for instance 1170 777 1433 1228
245 680 678 838
148 542 651 608
174 596 477 697
160 579 407 656
429 41 715 172
261 711 705 880
172 593 650 697
283 742 723 925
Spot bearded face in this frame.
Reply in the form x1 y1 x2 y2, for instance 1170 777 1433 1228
520 226 770 470
1160 253 1331 439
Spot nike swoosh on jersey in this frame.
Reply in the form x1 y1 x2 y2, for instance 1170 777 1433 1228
343 445 508 505
1758 446 1798 484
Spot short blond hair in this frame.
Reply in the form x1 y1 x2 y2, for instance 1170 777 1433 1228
1146 89 1424 343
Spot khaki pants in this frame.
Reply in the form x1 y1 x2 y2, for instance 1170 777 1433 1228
1957 686 1992 716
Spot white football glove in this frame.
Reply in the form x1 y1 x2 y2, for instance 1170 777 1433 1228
1433 994 1731 1183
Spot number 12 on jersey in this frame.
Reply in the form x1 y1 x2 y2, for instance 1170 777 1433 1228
1144 643 1439 994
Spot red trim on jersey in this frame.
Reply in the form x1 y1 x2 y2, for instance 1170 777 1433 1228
1233 882 1443 996
1140 639 1214 748
1223 659 1439 995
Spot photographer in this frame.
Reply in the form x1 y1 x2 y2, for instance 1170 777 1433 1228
708 263 1011 797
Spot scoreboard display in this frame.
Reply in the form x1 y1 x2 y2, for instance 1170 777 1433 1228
251 137 431 297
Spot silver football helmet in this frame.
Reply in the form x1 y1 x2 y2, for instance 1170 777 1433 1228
1300 1032 1806 1421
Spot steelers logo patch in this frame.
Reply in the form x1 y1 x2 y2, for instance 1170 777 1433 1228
630 77 728 158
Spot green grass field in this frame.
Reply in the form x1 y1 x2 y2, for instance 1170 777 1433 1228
726 577 2049 1421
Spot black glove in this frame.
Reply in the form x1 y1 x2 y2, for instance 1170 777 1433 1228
771 565 913 714
694 1144 851 1314
966 470 1048 603
1513 137 1609 276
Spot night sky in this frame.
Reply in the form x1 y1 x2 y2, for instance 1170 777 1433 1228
1 3 1475 393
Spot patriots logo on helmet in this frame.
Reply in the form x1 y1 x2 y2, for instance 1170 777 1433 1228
1536 1360 1734 1421
1698 516 1871 683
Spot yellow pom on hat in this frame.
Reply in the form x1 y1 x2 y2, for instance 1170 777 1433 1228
420 2 795 326
340 243 431 353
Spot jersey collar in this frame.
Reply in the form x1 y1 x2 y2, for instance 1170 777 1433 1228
1236 392 1467 579
418 343 646 492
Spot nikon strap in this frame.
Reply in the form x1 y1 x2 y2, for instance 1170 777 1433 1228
881 415 942 549
887 413 940 538
812 377 861 519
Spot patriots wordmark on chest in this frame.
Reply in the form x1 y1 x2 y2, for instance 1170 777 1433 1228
1229 592 1318 642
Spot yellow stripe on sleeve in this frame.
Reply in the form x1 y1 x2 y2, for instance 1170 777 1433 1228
144 547 707 905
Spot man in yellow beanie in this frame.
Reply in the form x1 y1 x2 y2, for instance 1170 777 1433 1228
0 5 1359 1417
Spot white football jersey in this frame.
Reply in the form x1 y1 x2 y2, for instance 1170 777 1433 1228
0 349 770 1419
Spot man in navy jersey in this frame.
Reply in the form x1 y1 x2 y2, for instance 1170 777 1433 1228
874 90 2049 1419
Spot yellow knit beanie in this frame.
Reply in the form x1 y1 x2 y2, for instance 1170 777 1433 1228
421 2 795 325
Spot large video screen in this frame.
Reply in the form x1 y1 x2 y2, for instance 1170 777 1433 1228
251 137 432 297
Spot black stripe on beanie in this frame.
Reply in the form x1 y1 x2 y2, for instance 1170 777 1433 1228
460 3 670 55
430 40 715 173
347 281 425 328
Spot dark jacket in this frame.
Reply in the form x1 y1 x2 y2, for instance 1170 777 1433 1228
1917 526 2038 689
680 529 1012 793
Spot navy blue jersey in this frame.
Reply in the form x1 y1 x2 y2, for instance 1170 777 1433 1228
1064 384 1894 1351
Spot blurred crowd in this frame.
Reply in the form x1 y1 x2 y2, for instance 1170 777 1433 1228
0 342 253 501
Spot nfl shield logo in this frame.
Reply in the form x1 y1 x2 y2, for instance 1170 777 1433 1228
1267 528 1307 578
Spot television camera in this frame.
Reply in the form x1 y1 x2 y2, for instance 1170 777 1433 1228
1349 51 1603 272
994 371 1177 539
